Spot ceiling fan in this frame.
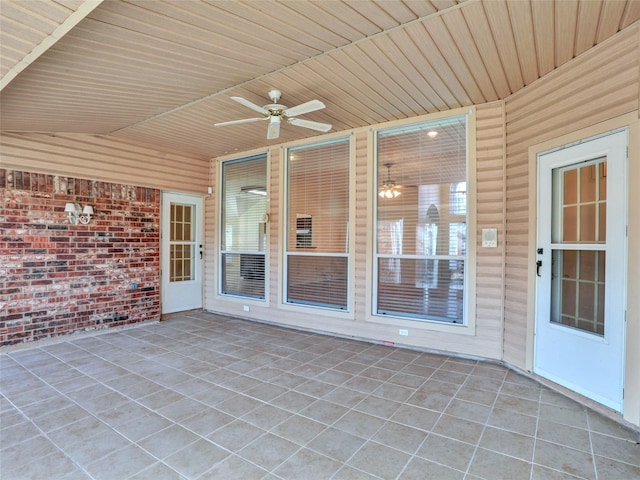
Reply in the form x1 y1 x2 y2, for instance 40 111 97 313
379 163 417 198
214 89 332 140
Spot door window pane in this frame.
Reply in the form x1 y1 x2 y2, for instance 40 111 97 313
551 250 605 336
580 165 596 202
580 204 596 242
554 159 606 244
551 159 607 336
563 206 578 242
563 169 577 204
169 203 194 282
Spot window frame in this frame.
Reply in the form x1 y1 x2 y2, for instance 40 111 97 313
369 110 477 333
280 135 355 316
218 153 269 301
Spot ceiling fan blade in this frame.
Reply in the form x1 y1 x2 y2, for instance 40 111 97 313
284 99 325 117
231 96 268 114
214 117 267 127
267 117 281 139
288 118 332 132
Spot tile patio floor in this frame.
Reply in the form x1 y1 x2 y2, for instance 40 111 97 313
1 313 639 479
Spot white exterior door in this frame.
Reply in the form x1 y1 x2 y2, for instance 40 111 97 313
535 130 627 412
161 192 203 314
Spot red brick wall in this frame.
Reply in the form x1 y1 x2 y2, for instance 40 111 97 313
0 169 161 346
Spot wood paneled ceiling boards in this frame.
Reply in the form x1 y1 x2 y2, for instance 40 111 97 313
1 0 639 159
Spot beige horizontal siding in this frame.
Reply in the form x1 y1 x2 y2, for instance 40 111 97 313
503 23 639 368
203 160 216 310
268 147 281 307
0 132 208 193
474 101 505 360
353 130 369 320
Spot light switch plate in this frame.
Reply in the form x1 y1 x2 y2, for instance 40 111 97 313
482 228 498 248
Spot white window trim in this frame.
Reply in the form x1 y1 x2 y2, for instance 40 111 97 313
278 135 356 319
216 152 270 306
366 108 477 335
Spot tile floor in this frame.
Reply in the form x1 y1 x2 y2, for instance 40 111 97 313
1 313 639 480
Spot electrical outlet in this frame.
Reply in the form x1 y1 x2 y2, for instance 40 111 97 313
399 329 409 336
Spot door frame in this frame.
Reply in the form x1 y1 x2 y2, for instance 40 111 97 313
525 114 637 421
161 191 204 315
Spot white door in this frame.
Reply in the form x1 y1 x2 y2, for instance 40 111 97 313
161 192 204 314
535 130 627 412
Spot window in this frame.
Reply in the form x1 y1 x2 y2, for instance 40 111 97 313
375 115 468 324
285 138 350 310
220 155 267 299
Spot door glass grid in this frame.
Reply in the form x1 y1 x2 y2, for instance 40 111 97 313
556 160 606 243
551 250 605 335
551 159 607 336
169 203 194 282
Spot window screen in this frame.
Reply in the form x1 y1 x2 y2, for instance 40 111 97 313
220 155 267 299
286 138 350 310
375 116 468 324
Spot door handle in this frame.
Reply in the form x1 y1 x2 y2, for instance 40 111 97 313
199 244 203 260
536 260 542 277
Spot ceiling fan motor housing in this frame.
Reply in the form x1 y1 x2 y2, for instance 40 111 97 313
268 89 282 102
266 105 286 117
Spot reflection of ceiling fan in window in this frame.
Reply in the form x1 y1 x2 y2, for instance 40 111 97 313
379 163 416 199
214 89 332 140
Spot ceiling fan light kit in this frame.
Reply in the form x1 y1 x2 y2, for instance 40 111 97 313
379 163 402 199
379 186 401 198
215 89 332 139
267 115 281 140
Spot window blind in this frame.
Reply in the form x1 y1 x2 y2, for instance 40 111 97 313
375 115 468 323
220 155 267 299
286 138 350 310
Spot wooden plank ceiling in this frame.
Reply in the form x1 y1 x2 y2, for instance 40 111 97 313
1 0 639 160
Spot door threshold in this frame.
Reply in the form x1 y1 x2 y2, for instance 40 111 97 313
161 309 203 321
